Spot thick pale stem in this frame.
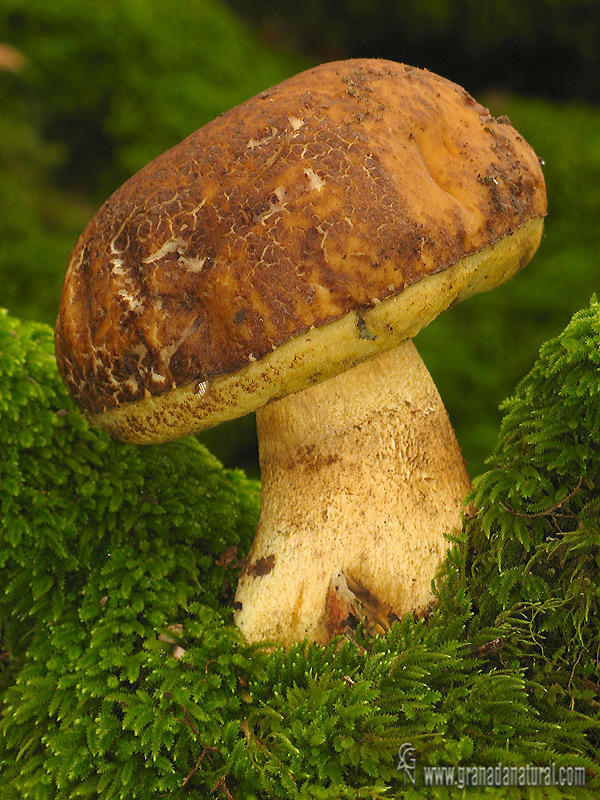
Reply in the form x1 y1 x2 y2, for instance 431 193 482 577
234 339 471 646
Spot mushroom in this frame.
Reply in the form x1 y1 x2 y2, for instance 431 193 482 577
54 59 546 646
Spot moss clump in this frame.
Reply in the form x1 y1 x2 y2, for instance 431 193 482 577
459 297 600 738
0 309 261 796
1 304 600 798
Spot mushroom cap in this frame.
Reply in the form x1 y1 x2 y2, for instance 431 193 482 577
54 58 546 443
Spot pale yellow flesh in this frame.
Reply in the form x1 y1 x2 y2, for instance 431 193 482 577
92 216 543 443
234 339 472 645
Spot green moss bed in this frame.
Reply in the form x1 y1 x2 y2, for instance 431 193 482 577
2 302 600 799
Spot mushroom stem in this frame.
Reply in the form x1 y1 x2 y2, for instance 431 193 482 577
234 339 471 645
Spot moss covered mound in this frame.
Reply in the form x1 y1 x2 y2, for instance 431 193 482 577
1 305 599 798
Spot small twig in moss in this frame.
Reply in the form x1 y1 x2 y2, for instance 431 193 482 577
176 705 219 787
470 637 504 659
211 775 235 799
583 678 600 694
499 476 582 518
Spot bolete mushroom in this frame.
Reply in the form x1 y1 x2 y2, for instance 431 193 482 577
55 59 546 646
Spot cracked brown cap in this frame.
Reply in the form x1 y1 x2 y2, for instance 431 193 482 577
55 58 546 443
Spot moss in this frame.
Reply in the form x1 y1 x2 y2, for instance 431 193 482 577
2 305 600 797
0 309 261 796
459 298 600 729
